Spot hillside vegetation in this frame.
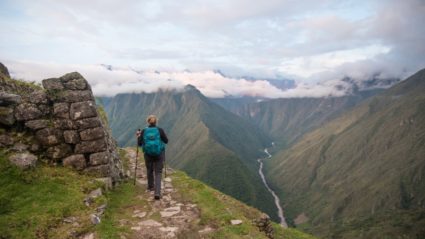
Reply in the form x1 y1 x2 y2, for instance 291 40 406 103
0 149 105 239
97 148 317 239
267 69 425 238
0 145 317 239
214 91 380 150
101 87 278 220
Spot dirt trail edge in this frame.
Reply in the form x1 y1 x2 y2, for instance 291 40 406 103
124 148 202 239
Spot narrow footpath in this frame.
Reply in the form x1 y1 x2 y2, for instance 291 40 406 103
257 145 288 228
123 148 203 239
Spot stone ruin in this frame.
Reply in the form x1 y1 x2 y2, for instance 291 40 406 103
253 213 275 239
0 63 123 184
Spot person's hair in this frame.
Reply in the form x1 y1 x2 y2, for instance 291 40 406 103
146 115 157 126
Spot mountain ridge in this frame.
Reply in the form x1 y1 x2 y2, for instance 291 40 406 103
213 90 382 150
266 68 425 238
101 88 279 220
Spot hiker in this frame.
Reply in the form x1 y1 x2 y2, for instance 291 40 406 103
137 115 168 200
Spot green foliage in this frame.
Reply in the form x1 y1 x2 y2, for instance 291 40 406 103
172 171 316 239
101 90 277 220
94 156 315 239
0 74 43 95
215 93 380 150
95 97 109 127
118 148 130 172
0 151 103 239
267 68 425 238
12 79 43 91
274 227 317 239
96 181 149 239
45 88 63 101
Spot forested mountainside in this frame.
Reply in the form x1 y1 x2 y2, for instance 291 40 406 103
267 69 425 238
213 90 381 150
0 63 316 238
101 86 278 220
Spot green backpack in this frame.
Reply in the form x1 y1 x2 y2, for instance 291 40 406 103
142 127 164 156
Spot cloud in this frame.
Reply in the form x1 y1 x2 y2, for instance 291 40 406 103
276 0 425 81
1 0 424 90
279 45 391 78
4 60 396 99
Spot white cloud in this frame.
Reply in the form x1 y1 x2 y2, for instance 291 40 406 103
1 0 424 93
4 60 388 99
279 45 391 78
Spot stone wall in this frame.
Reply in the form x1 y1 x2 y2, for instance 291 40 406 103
0 64 123 183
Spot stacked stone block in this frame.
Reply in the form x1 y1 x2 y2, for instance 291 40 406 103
253 213 274 239
0 66 123 183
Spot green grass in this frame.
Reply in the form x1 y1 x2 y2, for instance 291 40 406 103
96 152 316 239
0 74 43 95
172 171 317 239
118 148 130 172
266 68 425 238
0 151 104 239
95 98 110 127
96 181 149 239
0 145 316 239
275 227 318 239
101 90 278 220
96 149 149 238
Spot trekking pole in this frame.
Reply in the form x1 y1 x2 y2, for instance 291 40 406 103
164 153 167 178
134 129 142 185
134 144 138 185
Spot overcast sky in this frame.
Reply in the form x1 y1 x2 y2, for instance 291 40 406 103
1 0 424 97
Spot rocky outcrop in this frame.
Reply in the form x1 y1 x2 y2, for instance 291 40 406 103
253 214 274 239
0 62 10 78
8 152 37 170
0 63 123 183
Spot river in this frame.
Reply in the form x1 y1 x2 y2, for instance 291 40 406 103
257 143 288 228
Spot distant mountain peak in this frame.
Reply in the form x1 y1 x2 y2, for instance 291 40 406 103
183 84 204 98
100 64 113 71
184 84 198 91
212 69 226 77
341 74 401 93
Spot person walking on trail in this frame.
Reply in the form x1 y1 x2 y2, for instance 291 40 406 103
137 115 168 200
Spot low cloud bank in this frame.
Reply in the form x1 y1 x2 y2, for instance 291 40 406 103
3 60 408 99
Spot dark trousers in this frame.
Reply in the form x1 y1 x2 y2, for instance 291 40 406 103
144 151 164 197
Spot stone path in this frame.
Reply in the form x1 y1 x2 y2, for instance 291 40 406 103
124 148 203 239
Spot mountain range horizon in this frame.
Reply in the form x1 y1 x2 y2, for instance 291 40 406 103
4 61 407 99
2 1 425 238
100 66 425 238
1 60 424 238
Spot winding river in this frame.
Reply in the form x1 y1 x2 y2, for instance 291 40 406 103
257 143 288 228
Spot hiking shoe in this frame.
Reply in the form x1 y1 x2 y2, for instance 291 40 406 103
154 195 161 200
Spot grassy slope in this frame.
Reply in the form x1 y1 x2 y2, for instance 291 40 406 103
267 69 425 238
102 90 278 221
96 180 149 238
173 171 317 239
1 146 316 239
0 72 104 238
219 92 380 150
0 151 105 239
0 72 43 94
97 147 316 239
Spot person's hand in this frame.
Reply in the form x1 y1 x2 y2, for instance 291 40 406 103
136 129 141 138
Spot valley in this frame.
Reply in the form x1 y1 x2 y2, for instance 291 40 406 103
1 60 424 238
265 69 425 238
2 1 424 238
0 65 317 239
101 86 279 221
258 144 288 228
101 68 425 238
